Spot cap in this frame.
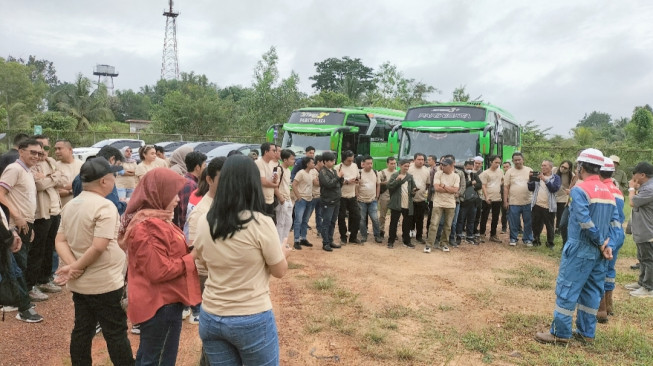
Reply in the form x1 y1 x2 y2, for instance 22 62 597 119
608 155 620 164
248 151 258 159
441 158 454 166
80 157 121 182
576 148 605 166
633 162 653 176
601 157 615 172
473 156 484 163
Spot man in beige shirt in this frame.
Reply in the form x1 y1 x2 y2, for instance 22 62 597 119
54 139 83 207
292 156 316 250
408 153 430 244
0 138 42 301
256 143 279 222
30 135 67 297
54 157 134 365
337 150 362 244
426 158 460 252
378 157 397 238
479 155 504 242
357 155 382 243
275 149 295 244
503 152 534 246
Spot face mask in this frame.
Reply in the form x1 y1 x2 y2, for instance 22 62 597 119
465 169 473 174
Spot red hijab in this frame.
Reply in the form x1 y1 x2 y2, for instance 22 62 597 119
118 167 185 248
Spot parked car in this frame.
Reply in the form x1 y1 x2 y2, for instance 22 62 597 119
73 139 145 162
155 141 188 157
181 141 232 154
205 143 261 160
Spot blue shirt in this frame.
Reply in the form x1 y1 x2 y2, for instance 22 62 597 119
72 174 126 216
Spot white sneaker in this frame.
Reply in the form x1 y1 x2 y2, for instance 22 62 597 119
409 230 416 238
29 286 49 302
182 307 191 319
1 305 18 312
441 245 450 252
509 240 517 246
625 282 641 291
423 246 431 253
630 287 653 298
188 314 199 325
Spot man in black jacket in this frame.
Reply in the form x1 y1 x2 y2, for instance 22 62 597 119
457 160 482 245
318 152 344 252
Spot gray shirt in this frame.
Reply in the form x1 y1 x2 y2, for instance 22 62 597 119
631 179 653 243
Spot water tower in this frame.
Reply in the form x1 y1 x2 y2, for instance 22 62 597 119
93 64 119 95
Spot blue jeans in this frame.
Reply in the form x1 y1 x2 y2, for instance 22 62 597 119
293 198 313 242
135 303 184 366
508 204 534 242
117 188 134 200
359 200 380 238
436 203 459 242
313 198 322 233
320 202 340 246
200 309 279 366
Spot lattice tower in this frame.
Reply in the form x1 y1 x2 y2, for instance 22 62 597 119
161 0 180 80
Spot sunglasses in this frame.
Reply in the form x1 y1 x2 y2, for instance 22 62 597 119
23 149 44 157
42 145 50 151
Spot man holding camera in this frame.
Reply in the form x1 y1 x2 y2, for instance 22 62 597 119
528 160 561 248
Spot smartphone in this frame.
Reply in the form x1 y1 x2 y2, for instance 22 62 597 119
273 167 278 178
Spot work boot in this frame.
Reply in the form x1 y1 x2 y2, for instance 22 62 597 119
597 296 608 323
534 331 569 345
605 290 614 315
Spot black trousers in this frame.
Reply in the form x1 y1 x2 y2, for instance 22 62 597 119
338 197 361 240
389 209 412 244
532 205 556 246
264 202 277 224
480 201 502 236
28 215 60 287
555 202 566 230
473 198 483 235
13 223 34 286
412 201 428 240
71 288 134 366
426 200 433 236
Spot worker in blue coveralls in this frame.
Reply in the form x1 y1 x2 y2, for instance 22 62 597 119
596 157 625 323
535 148 621 344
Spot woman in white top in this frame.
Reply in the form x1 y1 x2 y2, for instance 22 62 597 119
135 145 164 184
116 146 137 199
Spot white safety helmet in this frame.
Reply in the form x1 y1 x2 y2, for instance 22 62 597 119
601 157 615 172
576 148 605 166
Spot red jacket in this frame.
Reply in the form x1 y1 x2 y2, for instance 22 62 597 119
127 218 201 324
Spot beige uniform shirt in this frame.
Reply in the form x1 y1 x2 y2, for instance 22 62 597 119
310 168 320 198
278 165 291 202
432 170 460 209
336 163 359 198
358 169 379 203
31 157 65 219
504 166 533 206
135 159 168 184
408 165 430 202
0 160 37 226
194 211 285 316
479 168 504 202
294 169 313 201
255 158 276 204
55 159 83 207
58 191 125 295
115 161 138 190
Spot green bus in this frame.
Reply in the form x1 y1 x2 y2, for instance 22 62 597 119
389 102 521 166
267 107 405 170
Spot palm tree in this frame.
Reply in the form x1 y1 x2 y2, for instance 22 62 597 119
53 74 113 130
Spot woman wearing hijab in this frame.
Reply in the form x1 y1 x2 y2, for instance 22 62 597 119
119 168 201 366
116 146 137 200
169 145 193 176
194 155 290 365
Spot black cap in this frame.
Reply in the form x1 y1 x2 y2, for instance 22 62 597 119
633 162 653 176
441 158 454 166
80 157 121 182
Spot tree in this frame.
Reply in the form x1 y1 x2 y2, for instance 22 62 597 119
7 55 60 89
305 91 354 108
626 107 653 147
239 47 305 134
0 58 48 130
577 111 611 128
521 120 552 146
367 61 437 109
451 85 481 102
50 74 114 130
33 111 77 131
111 89 152 122
309 57 375 97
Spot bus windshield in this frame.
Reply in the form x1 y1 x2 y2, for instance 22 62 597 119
281 131 332 157
400 130 479 162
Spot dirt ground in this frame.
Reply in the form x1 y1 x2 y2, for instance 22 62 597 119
0 220 639 365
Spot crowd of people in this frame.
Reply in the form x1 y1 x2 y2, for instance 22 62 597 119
1 131 652 363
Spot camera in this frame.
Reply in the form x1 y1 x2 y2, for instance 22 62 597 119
529 171 540 182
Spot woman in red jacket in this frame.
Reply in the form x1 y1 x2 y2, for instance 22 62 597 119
119 167 201 366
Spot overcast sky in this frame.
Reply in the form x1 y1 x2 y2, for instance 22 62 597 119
2 0 652 136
